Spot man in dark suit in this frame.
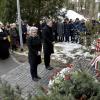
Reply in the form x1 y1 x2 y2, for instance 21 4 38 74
22 22 27 44
42 19 54 70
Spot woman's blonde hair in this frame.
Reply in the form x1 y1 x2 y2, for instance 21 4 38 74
30 26 38 32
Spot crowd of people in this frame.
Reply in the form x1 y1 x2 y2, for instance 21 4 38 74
0 22 27 59
0 18 87 59
27 18 89 81
0 19 54 81
0 18 99 81
53 18 87 43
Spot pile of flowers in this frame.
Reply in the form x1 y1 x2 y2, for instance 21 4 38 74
48 64 73 89
48 64 100 100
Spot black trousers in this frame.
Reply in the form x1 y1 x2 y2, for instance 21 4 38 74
44 54 50 67
58 36 64 42
22 34 26 44
70 34 75 42
29 56 38 78
0 49 10 60
65 34 69 42
54 32 58 42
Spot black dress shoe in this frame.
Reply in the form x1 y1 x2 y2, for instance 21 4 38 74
46 66 53 70
32 77 39 81
36 76 41 79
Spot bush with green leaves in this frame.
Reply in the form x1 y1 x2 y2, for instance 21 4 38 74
85 20 100 47
47 70 100 100
0 81 24 100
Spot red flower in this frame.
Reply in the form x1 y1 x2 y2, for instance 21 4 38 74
48 75 54 80
64 75 71 80
53 69 61 76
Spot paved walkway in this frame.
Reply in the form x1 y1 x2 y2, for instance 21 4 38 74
0 62 55 98
0 55 20 76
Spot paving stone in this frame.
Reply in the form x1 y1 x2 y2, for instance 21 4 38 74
0 62 54 98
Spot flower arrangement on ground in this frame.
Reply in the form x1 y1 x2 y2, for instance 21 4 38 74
48 64 100 100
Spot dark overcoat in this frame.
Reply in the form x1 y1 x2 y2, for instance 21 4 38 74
0 30 10 59
27 36 42 65
64 22 70 36
42 25 54 55
57 22 64 36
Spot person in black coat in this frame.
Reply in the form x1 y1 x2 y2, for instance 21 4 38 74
27 27 42 81
52 19 58 42
10 23 19 51
69 20 76 42
0 25 10 59
63 18 70 42
42 19 54 70
22 22 27 44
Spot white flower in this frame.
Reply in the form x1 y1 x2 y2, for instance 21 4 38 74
59 68 72 78
54 79 61 84
48 67 73 94
48 80 54 88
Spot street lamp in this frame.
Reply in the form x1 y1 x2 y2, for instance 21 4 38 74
17 0 23 51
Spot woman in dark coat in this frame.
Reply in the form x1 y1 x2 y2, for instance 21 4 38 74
27 27 42 81
42 19 54 70
0 27 10 59
10 23 19 51
57 20 64 42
